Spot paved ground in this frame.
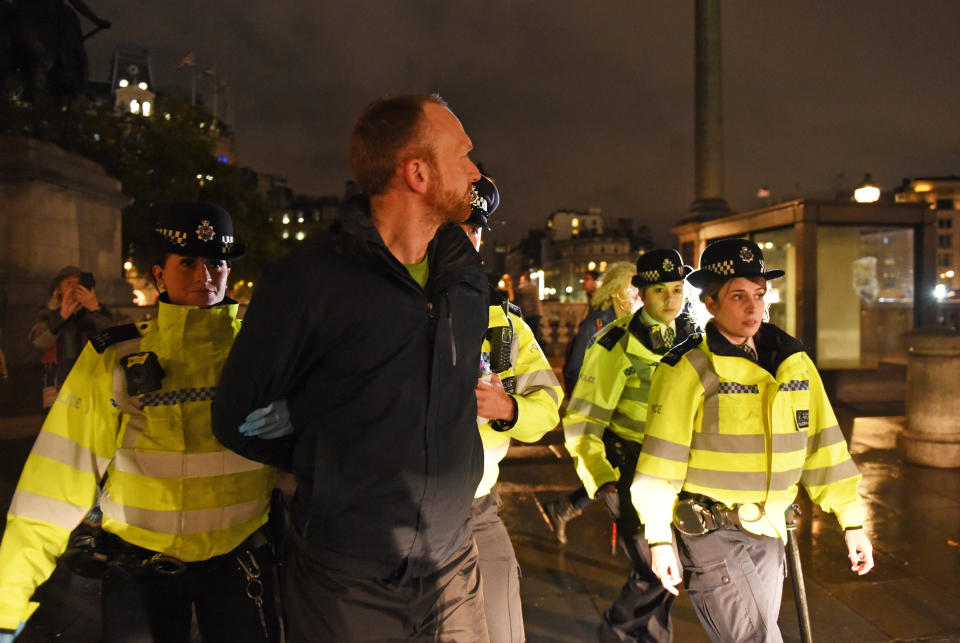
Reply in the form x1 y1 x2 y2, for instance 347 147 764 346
1 402 959 641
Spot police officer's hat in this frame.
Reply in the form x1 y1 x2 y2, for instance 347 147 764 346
631 249 692 288
465 176 499 229
152 203 246 261
686 238 784 291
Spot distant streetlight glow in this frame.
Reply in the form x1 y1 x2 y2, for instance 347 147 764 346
296 231 306 241
138 81 148 90
118 79 129 88
587 261 596 270
934 284 947 301
854 173 880 203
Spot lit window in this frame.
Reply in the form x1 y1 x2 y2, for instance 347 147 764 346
297 215 304 223
282 230 290 239
282 214 290 225
914 182 933 193
587 261 596 270
571 218 580 227
129 99 140 114
164 113 171 121
599 261 607 272
118 79 129 88
296 231 306 241
138 82 148 90
141 101 151 117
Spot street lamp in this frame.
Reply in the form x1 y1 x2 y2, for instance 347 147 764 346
854 173 880 203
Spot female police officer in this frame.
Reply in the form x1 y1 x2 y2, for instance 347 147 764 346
0 204 280 642
562 248 698 642
632 238 874 643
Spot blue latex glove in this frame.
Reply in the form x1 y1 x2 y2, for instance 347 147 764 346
0 621 26 642
238 400 293 439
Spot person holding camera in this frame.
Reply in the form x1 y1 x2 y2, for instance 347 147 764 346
29 266 113 407
0 204 281 642
632 238 874 642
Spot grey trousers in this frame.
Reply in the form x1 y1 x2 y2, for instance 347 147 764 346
283 537 489 642
473 490 525 643
676 528 785 643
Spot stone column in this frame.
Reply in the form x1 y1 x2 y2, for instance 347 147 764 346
901 329 960 467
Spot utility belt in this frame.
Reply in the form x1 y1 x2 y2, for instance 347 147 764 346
672 491 764 537
64 525 271 578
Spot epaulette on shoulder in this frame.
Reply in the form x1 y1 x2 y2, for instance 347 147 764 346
660 332 702 366
506 300 522 318
89 323 143 354
597 325 627 351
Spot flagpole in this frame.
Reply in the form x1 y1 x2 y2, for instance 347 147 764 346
191 68 196 106
213 74 219 121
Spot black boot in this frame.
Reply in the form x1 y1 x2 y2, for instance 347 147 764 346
545 496 580 544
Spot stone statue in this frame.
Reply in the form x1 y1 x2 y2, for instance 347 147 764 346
0 0 110 103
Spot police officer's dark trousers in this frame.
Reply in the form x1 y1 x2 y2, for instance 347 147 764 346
473 488 524 643
676 527 785 643
283 533 489 642
598 443 676 643
101 539 282 642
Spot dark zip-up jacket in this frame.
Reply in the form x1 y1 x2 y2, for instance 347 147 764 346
212 196 489 581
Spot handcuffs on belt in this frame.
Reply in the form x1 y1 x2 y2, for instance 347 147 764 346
672 494 764 536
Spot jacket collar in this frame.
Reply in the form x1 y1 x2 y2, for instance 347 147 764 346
333 194 486 293
629 309 698 355
156 293 239 340
705 321 806 375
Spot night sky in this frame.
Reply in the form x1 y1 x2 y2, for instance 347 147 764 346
85 1 960 248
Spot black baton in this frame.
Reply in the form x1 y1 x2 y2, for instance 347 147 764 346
786 504 813 643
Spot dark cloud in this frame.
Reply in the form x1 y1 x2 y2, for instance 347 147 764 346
85 1 960 247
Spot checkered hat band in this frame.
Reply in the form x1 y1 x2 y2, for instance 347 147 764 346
778 380 809 392
703 259 736 276
639 269 660 282
140 387 217 407
717 382 759 395
156 228 188 248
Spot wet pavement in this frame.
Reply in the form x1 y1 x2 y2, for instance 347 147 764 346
1 403 959 642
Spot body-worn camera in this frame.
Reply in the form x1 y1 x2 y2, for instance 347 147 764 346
120 351 165 395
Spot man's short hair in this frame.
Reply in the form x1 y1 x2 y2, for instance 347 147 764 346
349 93 449 196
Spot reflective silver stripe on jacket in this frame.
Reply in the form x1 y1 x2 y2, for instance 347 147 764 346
807 424 845 454
101 492 269 536
9 489 89 530
801 458 860 487
30 430 111 479
686 348 719 433
567 397 614 423
112 448 266 479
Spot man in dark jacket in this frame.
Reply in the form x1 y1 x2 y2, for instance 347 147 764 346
212 94 490 641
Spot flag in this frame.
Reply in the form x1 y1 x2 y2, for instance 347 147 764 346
175 52 196 69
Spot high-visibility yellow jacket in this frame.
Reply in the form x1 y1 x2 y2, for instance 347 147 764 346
631 323 865 545
475 303 562 498
563 311 696 498
0 300 276 630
